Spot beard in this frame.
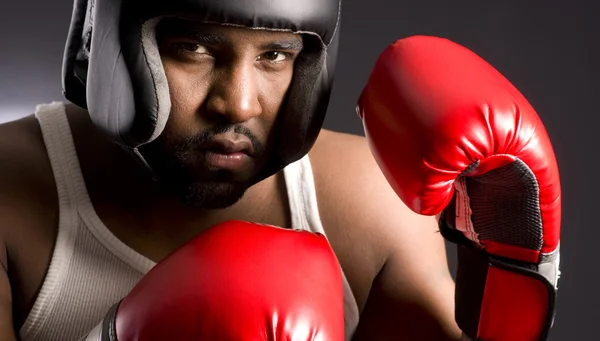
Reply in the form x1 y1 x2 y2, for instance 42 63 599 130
141 124 266 209
178 177 250 209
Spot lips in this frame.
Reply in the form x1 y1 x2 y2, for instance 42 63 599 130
205 138 254 156
200 137 255 170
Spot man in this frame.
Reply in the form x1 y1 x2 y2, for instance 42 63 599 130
0 0 560 340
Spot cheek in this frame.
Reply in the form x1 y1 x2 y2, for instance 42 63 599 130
162 61 211 127
258 69 294 124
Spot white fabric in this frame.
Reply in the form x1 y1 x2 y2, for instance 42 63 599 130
80 323 102 341
19 101 359 341
453 177 480 245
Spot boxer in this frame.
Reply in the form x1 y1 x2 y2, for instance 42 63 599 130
0 0 561 341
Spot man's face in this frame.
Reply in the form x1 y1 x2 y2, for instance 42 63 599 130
139 18 303 209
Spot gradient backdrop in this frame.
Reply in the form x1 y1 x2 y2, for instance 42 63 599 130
1 0 597 339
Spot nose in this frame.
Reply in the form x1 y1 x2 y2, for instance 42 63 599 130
205 62 263 123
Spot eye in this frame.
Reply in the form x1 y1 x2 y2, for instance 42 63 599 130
260 51 289 63
175 43 210 55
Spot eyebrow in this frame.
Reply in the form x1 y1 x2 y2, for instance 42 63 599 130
187 32 226 46
179 31 304 51
260 40 304 51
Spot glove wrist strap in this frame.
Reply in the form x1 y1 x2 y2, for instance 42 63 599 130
455 245 556 341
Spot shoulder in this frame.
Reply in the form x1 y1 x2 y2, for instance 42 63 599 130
308 129 381 199
308 128 421 252
308 129 450 266
307 129 383 226
0 114 58 256
308 128 424 254
0 114 55 195
0 114 56 201
306 129 420 302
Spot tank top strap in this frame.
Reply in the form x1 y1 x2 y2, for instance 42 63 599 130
282 154 360 339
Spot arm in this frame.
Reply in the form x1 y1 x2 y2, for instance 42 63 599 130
0 244 17 341
0 158 19 340
0 116 58 341
0 121 23 340
352 211 462 340
311 131 462 340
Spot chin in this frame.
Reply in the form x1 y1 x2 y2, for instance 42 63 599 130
146 155 255 208
177 180 250 209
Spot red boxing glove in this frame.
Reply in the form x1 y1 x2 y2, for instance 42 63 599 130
82 220 344 340
357 36 561 341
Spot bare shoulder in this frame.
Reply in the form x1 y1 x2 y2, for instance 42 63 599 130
307 129 419 307
308 129 432 263
0 114 56 199
0 114 57 251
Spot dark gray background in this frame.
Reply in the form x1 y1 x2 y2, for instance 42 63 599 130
0 0 596 339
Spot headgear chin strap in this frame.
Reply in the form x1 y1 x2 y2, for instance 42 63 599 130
62 0 342 183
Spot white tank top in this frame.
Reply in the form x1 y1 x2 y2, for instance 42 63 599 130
18 102 360 341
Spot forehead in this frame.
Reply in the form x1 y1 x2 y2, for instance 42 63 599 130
156 18 303 43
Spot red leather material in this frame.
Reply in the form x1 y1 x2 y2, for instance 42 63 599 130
478 266 550 341
356 35 562 341
356 35 561 256
481 240 540 263
114 220 345 341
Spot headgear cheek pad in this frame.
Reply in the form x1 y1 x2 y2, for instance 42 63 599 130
62 0 342 182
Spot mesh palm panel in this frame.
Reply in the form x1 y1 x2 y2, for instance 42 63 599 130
465 159 543 251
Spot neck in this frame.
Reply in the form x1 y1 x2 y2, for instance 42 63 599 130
104 148 234 226
76 124 233 239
